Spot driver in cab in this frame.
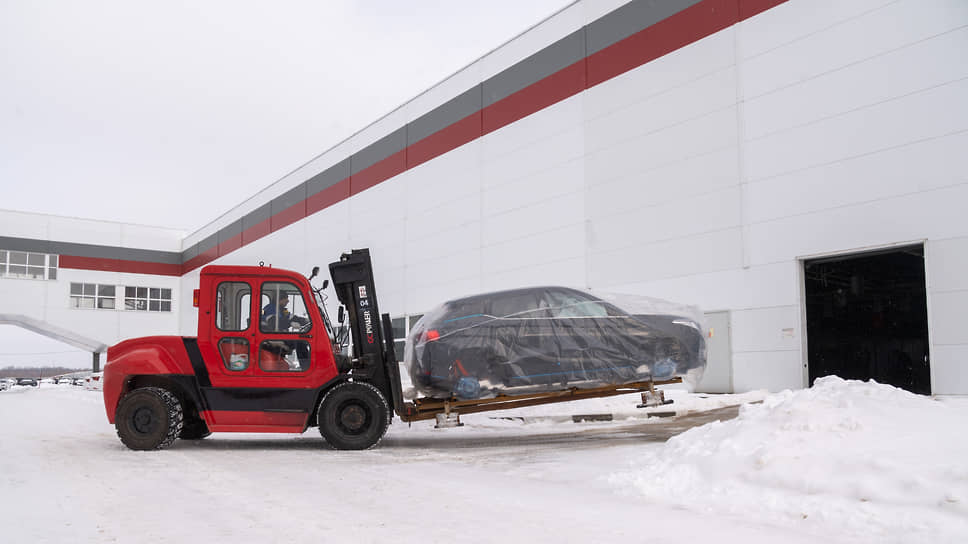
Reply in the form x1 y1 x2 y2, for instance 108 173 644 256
261 293 309 332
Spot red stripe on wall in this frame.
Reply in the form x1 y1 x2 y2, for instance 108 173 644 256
271 201 307 233
218 232 242 258
739 0 788 20
587 0 737 88
407 112 483 169
306 178 351 216
242 217 272 247
482 60 586 135
350 149 408 196
59 255 182 276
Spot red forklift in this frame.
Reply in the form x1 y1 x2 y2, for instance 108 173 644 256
103 249 680 450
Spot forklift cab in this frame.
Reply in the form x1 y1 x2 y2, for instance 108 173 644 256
195 265 340 402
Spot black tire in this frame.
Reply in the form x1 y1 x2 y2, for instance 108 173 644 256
179 418 212 440
115 387 184 451
317 381 390 450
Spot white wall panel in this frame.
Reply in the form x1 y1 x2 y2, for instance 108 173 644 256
0 210 49 239
47 216 121 246
745 27 968 141
746 132 968 225
119 224 183 251
482 191 584 248
482 157 583 217
730 305 801 353
929 290 968 346
584 28 736 122
406 141 483 216
739 0 894 59
483 255 586 293
585 106 738 187
586 147 739 217
407 192 482 243
589 227 743 288
585 66 737 155
588 186 740 253
745 78 968 183
482 223 585 276
483 125 585 191
927 236 968 293
404 221 480 268
481 96 583 162
749 183 968 266
930 345 968 395
732 350 803 392
741 0 966 99
608 261 799 313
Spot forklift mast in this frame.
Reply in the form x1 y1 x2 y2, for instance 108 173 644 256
328 249 405 416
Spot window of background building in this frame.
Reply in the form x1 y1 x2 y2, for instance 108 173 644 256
0 250 57 280
70 283 115 309
391 314 423 361
124 287 172 312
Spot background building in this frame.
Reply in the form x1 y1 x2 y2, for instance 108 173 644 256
2 0 966 394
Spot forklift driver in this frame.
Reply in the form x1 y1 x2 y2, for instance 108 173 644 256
261 293 309 332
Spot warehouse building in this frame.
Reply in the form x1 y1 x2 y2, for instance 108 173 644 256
1 0 966 394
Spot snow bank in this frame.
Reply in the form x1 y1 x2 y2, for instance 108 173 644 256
608 376 968 543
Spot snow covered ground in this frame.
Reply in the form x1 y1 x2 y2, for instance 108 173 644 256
1 378 966 543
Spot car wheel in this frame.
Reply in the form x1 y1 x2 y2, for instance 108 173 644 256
115 387 184 451
179 418 212 440
317 382 390 450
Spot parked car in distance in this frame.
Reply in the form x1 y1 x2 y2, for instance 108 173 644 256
0 380 8 391
85 373 103 391
72 377 86 386
16 378 39 387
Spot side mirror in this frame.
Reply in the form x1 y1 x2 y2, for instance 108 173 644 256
338 306 345 324
322 279 329 290
309 266 320 281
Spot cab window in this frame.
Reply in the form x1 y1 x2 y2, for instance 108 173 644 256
260 282 312 333
216 282 252 331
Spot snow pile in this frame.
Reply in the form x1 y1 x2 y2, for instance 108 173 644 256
609 376 968 543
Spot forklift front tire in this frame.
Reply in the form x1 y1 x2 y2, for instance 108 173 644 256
115 387 184 451
317 381 390 450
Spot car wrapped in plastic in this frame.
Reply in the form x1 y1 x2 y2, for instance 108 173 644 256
405 286 706 399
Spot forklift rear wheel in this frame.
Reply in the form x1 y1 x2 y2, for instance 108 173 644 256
317 382 390 450
115 387 184 451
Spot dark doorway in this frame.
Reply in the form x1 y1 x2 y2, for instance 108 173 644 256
804 245 930 394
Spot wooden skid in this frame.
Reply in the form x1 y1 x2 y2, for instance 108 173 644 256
398 378 682 422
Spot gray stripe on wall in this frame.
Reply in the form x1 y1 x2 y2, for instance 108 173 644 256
408 85 483 145
307 159 351 196
197 233 219 256
0 236 182 264
351 127 407 175
219 219 243 247
271 184 307 215
181 243 198 263
244 203 272 230
483 29 586 108
585 0 703 56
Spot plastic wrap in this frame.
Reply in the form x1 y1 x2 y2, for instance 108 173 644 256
405 286 706 399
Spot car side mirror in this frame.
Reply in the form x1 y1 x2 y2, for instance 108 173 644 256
338 306 345 324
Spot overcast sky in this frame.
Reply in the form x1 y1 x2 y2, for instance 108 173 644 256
0 0 572 367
